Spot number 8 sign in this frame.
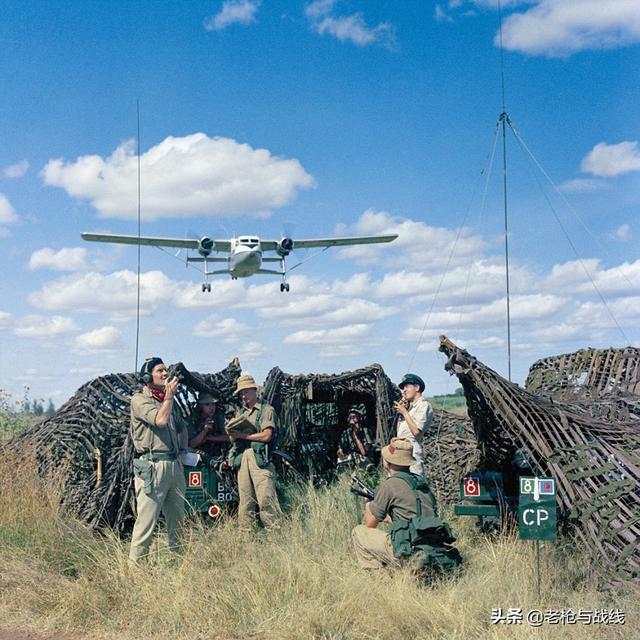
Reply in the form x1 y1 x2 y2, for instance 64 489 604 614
188 471 202 488
463 477 480 497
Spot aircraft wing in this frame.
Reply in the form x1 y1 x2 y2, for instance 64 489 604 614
81 232 232 252
261 234 398 251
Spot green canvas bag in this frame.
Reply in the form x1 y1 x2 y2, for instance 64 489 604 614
389 472 462 572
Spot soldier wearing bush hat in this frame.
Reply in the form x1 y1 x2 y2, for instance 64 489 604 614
393 373 433 476
351 438 438 569
227 374 281 527
188 390 229 454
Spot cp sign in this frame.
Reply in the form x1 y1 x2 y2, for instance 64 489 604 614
518 476 557 541
522 507 551 527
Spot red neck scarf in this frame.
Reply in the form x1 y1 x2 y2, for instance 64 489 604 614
149 385 166 402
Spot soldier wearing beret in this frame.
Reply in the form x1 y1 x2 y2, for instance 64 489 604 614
393 373 433 476
227 374 282 528
129 357 189 564
352 437 437 569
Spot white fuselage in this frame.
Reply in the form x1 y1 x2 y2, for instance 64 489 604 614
229 237 262 277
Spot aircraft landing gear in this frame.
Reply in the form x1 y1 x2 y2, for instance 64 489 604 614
202 282 211 293
280 282 290 293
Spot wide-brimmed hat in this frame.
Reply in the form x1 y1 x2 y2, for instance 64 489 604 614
381 437 415 467
234 374 258 395
398 373 425 393
197 391 219 404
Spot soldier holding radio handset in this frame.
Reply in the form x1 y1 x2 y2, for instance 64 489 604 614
129 357 189 564
393 373 433 477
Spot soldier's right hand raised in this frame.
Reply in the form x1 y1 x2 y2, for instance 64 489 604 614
165 376 180 398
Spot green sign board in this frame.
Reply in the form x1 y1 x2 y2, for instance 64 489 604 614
518 477 557 541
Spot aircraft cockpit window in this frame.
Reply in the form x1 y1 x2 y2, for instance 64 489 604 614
239 237 260 248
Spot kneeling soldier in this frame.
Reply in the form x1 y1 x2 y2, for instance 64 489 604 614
352 437 438 569
129 357 189 564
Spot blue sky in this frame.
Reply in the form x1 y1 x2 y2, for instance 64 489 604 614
1 0 639 406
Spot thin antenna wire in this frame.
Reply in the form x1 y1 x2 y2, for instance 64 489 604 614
508 121 630 343
407 128 500 371
498 0 512 381
134 100 142 373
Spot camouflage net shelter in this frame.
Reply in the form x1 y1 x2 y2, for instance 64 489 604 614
439 335 640 585
3 360 241 533
261 364 399 477
526 346 640 422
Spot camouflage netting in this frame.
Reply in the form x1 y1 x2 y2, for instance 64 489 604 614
422 409 479 505
2 360 242 533
526 346 640 422
262 364 400 477
439 335 640 585
261 363 477 500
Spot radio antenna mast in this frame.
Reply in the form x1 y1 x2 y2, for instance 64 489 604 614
498 0 512 381
134 99 142 373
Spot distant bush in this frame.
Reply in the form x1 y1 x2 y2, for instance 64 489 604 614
0 388 51 441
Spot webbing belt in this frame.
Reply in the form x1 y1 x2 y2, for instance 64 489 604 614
135 451 178 462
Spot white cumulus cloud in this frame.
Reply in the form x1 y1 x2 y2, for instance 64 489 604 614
2 159 29 179
0 193 19 225
204 0 261 31
338 209 487 269
29 247 89 272
306 0 397 48
581 141 640 177
285 323 371 345
13 315 78 338
73 326 122 352
27 270 178 319
193 316 251 342
498 0 640 57
42 133 314 221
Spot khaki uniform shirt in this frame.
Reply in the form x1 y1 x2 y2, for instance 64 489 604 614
369 475 436 522
235 401 276 433
130 386 187 454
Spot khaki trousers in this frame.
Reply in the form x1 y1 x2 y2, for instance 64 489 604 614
352 524 399 569
237 448 281 528
129 459 186 563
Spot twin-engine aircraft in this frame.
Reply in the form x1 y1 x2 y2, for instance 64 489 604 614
81 231 398 292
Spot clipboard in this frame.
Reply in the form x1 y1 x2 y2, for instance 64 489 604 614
225 415 257 436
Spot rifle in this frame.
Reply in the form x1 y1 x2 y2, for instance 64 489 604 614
350 474 375 500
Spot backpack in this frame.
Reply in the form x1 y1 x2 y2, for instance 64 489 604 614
388 472 463 573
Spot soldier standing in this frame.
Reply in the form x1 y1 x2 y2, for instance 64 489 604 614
227 374 282 528
393 373 433 476
129 357 189 564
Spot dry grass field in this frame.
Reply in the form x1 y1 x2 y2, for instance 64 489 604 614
0 447 636 640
